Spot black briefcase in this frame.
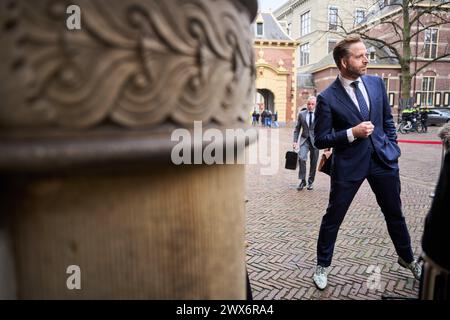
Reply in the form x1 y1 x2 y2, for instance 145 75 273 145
285 150 298 170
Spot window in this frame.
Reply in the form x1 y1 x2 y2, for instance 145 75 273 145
328 40 337 53
256 22 263 36
328 7 338 30
435 92 442 106
378 0 389 9
444 92 450 107
421 77 435 106
389 93 395 106
355 9 365 25
299 43 310 66
300 11 310 36
366 47 376 61
287 22 291 36
424 28 438 59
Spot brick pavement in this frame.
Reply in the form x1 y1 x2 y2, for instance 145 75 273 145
245 125 443 300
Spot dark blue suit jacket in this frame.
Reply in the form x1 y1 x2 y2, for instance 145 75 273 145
314 75 401 181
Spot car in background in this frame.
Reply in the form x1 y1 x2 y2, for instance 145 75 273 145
420 108 450 126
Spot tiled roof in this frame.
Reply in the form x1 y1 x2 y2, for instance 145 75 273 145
253 12 293 41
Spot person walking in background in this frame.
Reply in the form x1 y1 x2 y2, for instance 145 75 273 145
273 111 279 128
266 109 272 127
252 109 258 126
261 109 267 127
420 107 429 133
255 111 260 125
293 96 319 191
312 36 421 290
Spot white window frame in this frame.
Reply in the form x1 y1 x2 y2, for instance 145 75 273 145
355 9 365 25
300 10 311 36
443 92 449 107
299 43 310 66
424 28 438 59
256 22 264 37
421 76 436 106
328 6 338 31
388 93 395 106
435 92 442 106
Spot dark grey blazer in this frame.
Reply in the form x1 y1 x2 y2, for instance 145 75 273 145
293 109 316 147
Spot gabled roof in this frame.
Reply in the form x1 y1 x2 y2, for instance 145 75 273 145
252 12 293 41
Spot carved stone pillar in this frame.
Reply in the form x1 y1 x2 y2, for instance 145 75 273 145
0 0 257 299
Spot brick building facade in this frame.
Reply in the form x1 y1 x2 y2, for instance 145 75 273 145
274 1 450 120
351 3 450 110
253 12 299 124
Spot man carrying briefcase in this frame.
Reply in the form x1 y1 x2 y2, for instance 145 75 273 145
293 96 319 190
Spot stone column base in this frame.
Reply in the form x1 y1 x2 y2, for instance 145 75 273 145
4 164 246 299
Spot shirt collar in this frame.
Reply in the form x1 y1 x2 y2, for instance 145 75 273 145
339 74 361 89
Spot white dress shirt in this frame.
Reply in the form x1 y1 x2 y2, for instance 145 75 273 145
338 74 371 143
296 110 315 149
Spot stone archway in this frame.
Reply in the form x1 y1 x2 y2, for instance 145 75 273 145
255 65 289 123
256 89 275 112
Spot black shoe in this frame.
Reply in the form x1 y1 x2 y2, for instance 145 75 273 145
307 183 314 190
297 181 306 191
398 257 422 280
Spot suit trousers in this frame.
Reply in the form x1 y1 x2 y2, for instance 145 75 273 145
298 138 319 184
317 152 414 267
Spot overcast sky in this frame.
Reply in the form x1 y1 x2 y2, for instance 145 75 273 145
258 0 288 12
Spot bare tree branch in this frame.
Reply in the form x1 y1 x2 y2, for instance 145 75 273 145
412 53 450 76
375 20 404 39
357 33 402 58
410 0 450 25
411 21 450 38
365 41 399 61
410 12 449 38
348 26 404 52
318 0 450 103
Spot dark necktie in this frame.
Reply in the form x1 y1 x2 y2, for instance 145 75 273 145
351 81 370 120
308 112 313 127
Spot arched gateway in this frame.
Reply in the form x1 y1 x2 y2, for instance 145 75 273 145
253 11 299 125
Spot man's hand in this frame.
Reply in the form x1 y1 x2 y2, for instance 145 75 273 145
352 121 374 138
293 143 298 150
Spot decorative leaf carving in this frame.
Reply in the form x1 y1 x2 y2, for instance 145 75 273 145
1 0 255 128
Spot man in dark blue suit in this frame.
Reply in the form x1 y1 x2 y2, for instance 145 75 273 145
312 36 421 290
